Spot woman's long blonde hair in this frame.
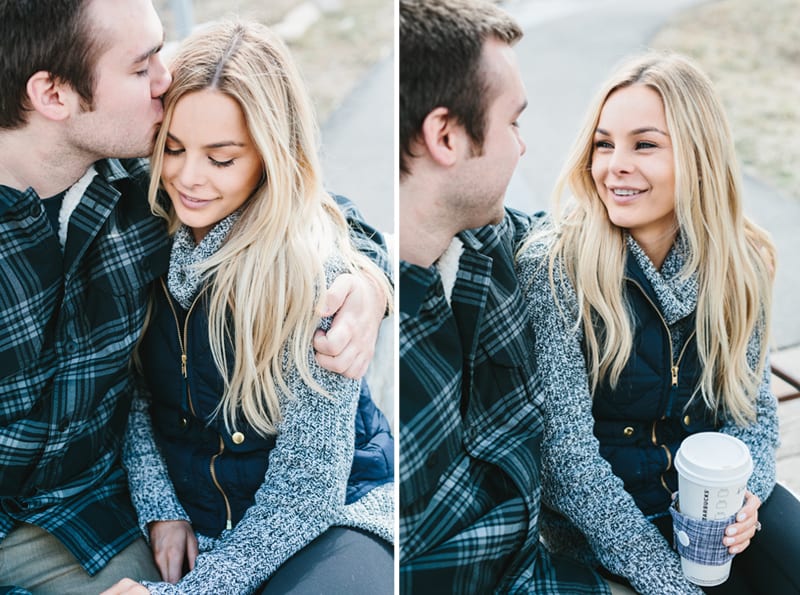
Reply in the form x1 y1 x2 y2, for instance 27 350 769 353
148 21 390 436
520 52 775 425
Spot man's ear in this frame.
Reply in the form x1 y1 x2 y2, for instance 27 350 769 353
420 106 468 168
26 71 77 122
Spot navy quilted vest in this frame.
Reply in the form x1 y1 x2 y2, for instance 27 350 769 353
138 281 394 537
590 254 718 517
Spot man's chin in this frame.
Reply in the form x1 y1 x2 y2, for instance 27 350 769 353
483 201 506 226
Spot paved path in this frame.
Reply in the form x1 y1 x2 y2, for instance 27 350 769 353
319 57 395 424
320 57 394 234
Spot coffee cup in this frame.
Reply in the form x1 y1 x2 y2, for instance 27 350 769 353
673 432 753 586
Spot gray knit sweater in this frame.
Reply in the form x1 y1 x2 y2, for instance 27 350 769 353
122 258 394 595
516 231 779 595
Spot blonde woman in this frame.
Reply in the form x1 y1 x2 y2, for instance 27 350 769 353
516 52 800 594
102 21 393 595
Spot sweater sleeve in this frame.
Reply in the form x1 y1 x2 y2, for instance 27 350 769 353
143 327 361 594
719 323 779 504
123 380 191 541
516 240 703 595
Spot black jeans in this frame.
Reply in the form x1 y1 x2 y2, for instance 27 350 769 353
257 527 393 595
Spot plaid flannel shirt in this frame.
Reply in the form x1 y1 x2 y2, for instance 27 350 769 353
399 210 607 594
0 158 170 574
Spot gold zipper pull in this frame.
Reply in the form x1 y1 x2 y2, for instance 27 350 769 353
671 365 679 386
181 354 188 377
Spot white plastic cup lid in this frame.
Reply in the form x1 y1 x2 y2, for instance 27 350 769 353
674 432 753 486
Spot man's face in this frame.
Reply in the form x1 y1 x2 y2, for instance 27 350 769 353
452 37 527 228
67 0 171 160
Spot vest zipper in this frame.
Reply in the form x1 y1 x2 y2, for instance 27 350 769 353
626 278 697 388
210 435 233 530
160 279 232 529
627 278 697 495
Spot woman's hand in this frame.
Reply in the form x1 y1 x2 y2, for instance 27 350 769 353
724 490 762 554
100 578 150 594
149 519 199 583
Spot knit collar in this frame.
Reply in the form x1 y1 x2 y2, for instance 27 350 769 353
626 233 697 325
167 209 242 309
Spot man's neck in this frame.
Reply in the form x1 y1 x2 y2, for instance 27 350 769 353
399 181 463 268
0 127 96 198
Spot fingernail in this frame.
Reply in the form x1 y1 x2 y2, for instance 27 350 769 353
731 546 740 554
727 527 738 536
737 513 746 522
725 537 734 545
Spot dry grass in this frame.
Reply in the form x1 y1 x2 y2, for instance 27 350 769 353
651 0 800 200
154 0 393 121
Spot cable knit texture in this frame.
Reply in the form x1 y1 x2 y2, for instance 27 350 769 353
516 228 779 595
123 230 393 595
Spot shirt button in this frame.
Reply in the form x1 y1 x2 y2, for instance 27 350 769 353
683 415 691 425
232 431 245 445
623 426 635 437
179 417 188 429
64 340 78 354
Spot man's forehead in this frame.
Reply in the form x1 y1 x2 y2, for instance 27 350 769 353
87 0 164 60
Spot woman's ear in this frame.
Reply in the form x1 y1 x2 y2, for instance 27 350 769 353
25 71 78 122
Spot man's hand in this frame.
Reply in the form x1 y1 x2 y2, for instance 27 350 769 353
149 520 198 583
313 272 386 379
100 578 150 594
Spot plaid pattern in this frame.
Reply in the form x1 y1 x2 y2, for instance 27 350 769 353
670 501 736 566
399 210 608 594
332 194 391 281
0 158 170 574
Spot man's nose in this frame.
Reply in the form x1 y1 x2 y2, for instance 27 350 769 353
151 54 172 98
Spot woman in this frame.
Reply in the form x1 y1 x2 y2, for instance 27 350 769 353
516 52 799 594
104 21 393 595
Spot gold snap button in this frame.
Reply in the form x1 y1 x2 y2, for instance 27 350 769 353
179 417 188 429
232 431 245 445
683 415 691 425
623 426 634 437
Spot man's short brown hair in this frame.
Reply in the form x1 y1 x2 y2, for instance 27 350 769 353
0 0 106 129
399 0 522 175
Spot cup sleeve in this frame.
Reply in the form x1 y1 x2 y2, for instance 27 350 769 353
669 499 737 566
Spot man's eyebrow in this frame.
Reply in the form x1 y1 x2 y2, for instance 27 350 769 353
133 33 166 64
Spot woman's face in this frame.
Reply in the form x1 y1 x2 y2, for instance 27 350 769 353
591 84 677 254
161 89 263 243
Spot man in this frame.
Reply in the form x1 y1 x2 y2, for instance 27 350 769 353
0 1 388 592
398 1 609 592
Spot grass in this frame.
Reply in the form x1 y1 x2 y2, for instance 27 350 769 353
651 0 800 200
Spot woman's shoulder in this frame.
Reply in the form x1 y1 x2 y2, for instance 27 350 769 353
516 216 558 266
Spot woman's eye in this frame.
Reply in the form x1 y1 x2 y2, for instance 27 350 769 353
210 157 235 168
164 147 184 156
636 141 657 149
594 140 613 149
